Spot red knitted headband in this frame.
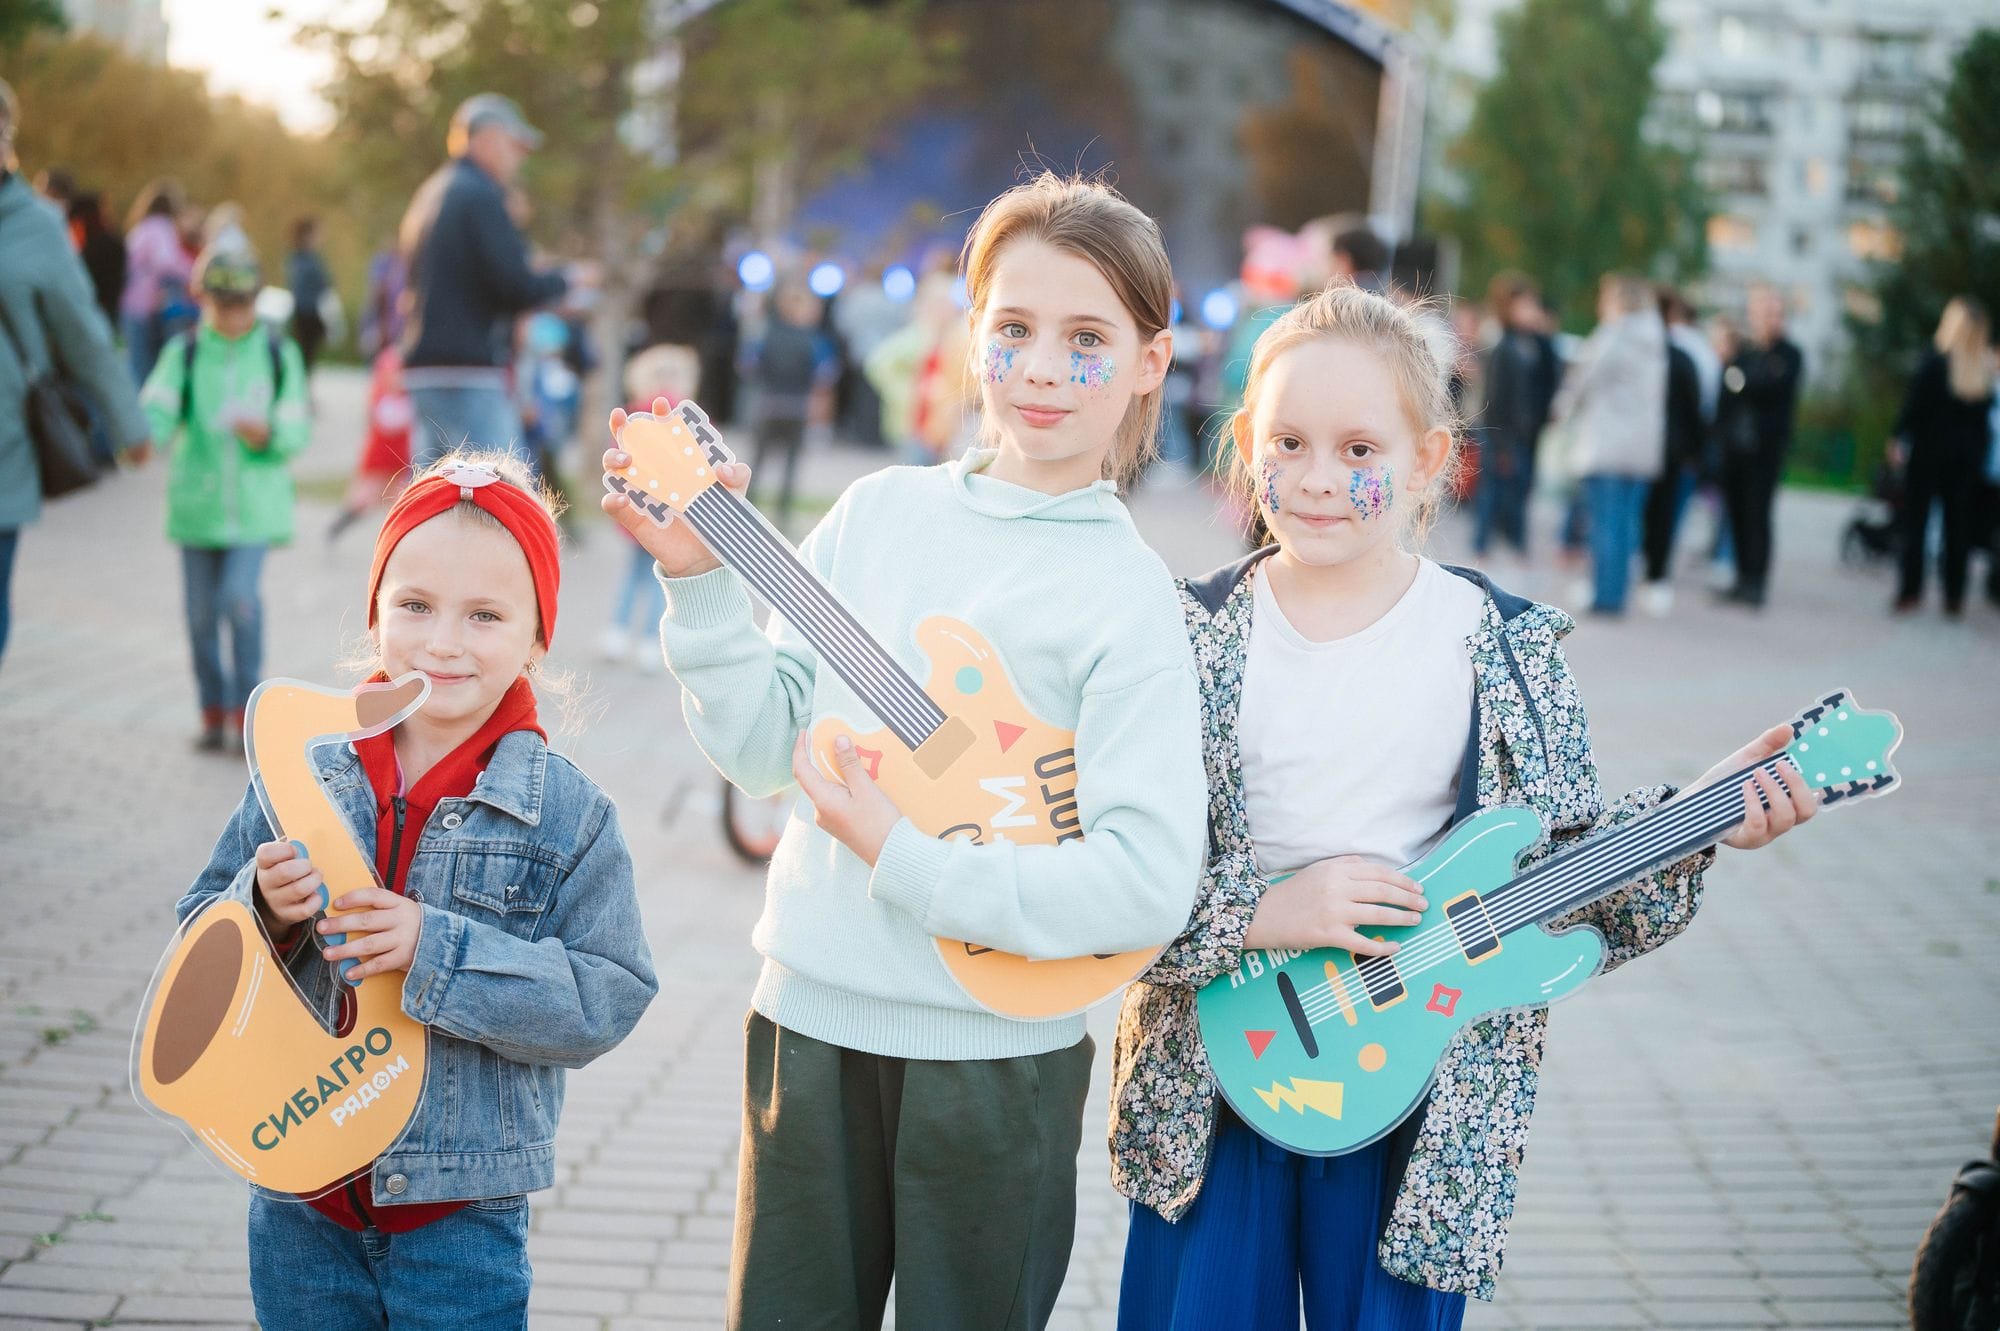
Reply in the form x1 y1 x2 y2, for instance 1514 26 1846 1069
366 461 562 646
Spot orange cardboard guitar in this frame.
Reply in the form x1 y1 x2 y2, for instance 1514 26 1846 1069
607 401 1157 1019
132 674 431 1196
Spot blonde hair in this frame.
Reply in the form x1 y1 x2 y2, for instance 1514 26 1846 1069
1934 297 1995 403
959 172 1174 486
1227 282 1463 542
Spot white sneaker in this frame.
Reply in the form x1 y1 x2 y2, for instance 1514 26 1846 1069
598 625 633 664
1565 577 1594 610
1641 583 1674 618
633 640 665 673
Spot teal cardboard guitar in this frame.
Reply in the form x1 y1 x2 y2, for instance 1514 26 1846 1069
1195 690 1902 1156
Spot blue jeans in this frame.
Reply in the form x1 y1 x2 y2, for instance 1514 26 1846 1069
247 1192 531 1330
0 528 17 667
123 312 164 388
408 384 526 471
180 545 267 713
1583 474 1649 613
1120 1113 1466 1330
611 541 666 635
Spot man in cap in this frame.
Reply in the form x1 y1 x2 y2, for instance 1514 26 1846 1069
0 77 151 668
398 93 595 468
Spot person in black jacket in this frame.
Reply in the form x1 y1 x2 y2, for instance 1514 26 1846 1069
398 93 594 469
1718 284 1803 607
1475 272 1558 558
1639 288 1707 612
1893 297 1995 616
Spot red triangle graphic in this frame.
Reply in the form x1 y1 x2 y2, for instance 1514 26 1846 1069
993 721 1027 753
855 746 883 780
1245 1030 1276 1059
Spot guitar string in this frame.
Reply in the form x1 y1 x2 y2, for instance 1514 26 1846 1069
1293 764 1772 1018
690 493 945 743
695 492 947 736
692 493 937 736
1290 758 1808 1022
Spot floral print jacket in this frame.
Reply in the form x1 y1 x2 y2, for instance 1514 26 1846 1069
1108 550 1717 1301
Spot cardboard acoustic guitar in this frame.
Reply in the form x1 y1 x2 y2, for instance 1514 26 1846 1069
133 674 431 1196
1197 691 1902 1156
608 400 1155 1020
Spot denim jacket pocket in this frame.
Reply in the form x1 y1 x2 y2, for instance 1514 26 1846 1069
447 844 562 930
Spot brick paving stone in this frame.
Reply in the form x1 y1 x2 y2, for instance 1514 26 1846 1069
0 1290 117 1322
110 1294 258 1324
6 369 1998 1329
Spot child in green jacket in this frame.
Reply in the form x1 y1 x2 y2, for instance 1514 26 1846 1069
141 244 310 749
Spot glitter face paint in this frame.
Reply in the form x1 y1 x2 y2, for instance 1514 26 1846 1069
1349 465 1393 521
981 340 1018 384
1069 349 1115 390
1259 455 1284 515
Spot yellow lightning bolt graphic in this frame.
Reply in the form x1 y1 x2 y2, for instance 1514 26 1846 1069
1252 1078 1344 1120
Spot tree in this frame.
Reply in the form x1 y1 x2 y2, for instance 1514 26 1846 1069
0 0 63 51
1855 28 2000 376
674 0 956 244
1437 0 1705 325
306 0 953 426
5 33 360 307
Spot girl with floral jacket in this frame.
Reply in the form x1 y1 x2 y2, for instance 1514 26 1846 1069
1108 285 1817 1327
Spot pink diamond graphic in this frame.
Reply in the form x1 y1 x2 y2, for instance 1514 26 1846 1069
1426 984 1461 1016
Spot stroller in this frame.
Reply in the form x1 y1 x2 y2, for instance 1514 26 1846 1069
1841 458 1904 567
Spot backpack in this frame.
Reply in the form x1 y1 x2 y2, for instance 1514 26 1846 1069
179 328 287 425
1910 1108 2000 1331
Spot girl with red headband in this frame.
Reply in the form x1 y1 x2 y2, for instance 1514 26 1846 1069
175 453 657 1328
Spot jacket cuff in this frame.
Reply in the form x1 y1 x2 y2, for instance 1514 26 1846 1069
868 819 951 925
656 565 751 628
402 903 465 1025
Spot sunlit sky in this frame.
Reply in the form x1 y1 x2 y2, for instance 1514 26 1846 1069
161 0 364 134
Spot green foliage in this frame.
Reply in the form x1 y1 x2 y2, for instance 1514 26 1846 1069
1851 28 2000 397
676 0 957 238
5 33 363 298
0 0 64 51
1439 0 1706 326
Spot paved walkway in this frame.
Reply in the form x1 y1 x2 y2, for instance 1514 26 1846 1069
2 367 1995 1328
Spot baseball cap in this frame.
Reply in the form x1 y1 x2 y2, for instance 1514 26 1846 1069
193 244 262 300
451 93 543 150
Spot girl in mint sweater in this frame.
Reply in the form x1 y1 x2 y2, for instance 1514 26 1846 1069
602 174 1206 1329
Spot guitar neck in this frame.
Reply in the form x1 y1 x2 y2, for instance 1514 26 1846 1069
679 486 948 751
1482 756 1795 936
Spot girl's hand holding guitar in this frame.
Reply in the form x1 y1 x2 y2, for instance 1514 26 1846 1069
1691 723 1820 850
599 400 752 577
1243 857 1428 957
790 731 907 868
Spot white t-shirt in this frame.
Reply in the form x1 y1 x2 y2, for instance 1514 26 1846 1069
1240 557 1490 878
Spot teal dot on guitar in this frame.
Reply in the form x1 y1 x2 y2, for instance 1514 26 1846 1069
954 667 984 695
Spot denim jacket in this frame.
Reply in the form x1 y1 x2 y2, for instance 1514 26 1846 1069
1109 550 1716 1299
177 730 658 1206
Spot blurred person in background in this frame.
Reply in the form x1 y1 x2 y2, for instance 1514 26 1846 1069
67 193 125 329
0 79 151 668
285 215 333 376
834 259 906 448
399 93 590 467
1717 284 1803 608
1476 271 1559 561
120 178 192 386
1892 297 1994 617
1550 272 1666 617
1638 287 1708 615
742 280 838 530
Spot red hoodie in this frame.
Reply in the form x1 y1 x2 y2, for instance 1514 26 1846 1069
306 677 544 1233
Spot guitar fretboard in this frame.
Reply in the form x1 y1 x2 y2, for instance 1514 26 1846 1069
679 486 948 750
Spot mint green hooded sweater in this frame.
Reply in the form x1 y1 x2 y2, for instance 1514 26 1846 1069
656 451 1206 1060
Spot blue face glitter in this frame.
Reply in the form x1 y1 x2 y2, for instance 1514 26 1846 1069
1069 349 1115 390
1259 455 1283 515
981 340 1019 385
1349 465 1393 521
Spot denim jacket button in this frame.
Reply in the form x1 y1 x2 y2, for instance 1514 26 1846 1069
384 1173 408 1195
440 812 463 830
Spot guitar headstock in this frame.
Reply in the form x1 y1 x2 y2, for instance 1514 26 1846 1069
1782 689 1904 807
603 400 737 528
